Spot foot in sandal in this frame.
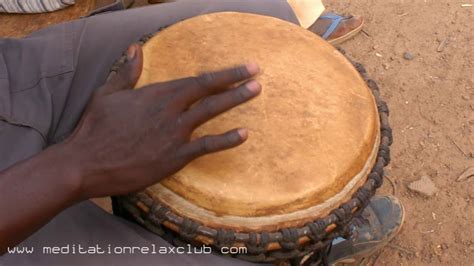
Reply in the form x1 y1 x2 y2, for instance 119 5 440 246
328 195 405 265
308 13 365 45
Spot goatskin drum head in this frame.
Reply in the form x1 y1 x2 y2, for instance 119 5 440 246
135 12 380 231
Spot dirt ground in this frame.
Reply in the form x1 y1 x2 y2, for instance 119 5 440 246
324 1 473 265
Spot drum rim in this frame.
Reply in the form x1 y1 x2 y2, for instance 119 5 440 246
110 14 392 262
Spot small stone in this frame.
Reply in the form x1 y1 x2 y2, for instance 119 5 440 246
437 38 449 52
408 175 438 197
457 167 474 182
383 63 390 70
462 95 470 100
403 51 414 60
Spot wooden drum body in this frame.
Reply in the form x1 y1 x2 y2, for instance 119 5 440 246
112 12 392 262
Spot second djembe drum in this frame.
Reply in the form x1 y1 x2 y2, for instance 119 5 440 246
112 12 392 264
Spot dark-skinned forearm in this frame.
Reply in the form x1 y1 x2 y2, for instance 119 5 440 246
0 143 82 254
0 46 259 255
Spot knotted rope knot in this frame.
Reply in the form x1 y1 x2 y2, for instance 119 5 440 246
369 172 383 189
181 218 200 240
377 100 390 116
331 203 353 229
148 203 169 224
355 186 372 209
378 146 391 166
307 220 327 242
355 62 367 74
279 228 300 250
215 229 236 248
367 79 380 92
245 232 270 255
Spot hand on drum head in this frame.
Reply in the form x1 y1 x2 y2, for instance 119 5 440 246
65 44 261 199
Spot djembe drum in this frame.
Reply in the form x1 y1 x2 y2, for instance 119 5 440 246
112 12 392 264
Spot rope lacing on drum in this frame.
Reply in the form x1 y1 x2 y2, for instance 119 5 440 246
380 136 391 165
245 232 270 255
377 99 390 115
354 186 372 209
331 204 352 231
367 79 380 92
147 203 169 224
354 63 367 75
307 220 327 242
215 229 236 249
369 172 383 189
381 128 393 147
279 228 300 250
378 145 390 167
181 218 200 240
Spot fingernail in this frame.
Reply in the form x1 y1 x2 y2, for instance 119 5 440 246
237 128 248 140
127 45 136 60
246 80 261 94
245 63 260 75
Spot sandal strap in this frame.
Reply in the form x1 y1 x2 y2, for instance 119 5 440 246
320 13 345 40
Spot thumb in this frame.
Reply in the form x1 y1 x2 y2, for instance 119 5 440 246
102 43 143 94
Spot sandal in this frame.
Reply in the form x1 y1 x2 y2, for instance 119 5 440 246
309 13 365 45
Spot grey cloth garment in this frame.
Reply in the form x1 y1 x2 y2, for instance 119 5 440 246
0 1 299 265
0 0 75 13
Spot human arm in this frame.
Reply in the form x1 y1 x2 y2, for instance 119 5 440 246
0 44 261 254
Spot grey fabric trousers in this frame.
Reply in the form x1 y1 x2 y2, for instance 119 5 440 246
0 1 299 265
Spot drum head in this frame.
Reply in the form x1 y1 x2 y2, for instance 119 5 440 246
136 12 379 231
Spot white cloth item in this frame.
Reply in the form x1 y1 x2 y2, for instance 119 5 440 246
287 0 325 28
0 0 75 13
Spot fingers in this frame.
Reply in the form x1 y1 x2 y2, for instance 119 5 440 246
182 80 261 128
102 44 143 95
173 63 260 109
178 128 248 160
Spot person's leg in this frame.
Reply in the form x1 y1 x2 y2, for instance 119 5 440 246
0 1 297 265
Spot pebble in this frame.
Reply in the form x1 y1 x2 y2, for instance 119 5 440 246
408 175 438 197
457 167 474 182
403 51 415 60
437 39 449 52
